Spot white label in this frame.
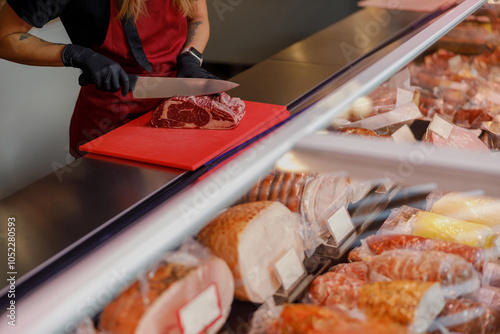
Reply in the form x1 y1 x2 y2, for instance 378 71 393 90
178 284 222 334
274 249 306 292
392 124 416 143
326 207 355 245
486 88 500 105
429 114 453 140
495 236 500 252
395 88 414 108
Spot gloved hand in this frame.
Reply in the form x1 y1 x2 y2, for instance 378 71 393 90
62 44 131 97
175 53 219 80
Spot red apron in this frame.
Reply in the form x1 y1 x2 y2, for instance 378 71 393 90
69 0 187 157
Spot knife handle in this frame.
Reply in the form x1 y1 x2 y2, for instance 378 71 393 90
78 74 139 92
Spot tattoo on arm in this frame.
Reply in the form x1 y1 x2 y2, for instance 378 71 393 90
19 32 32 41
18 32 64 45
185 21 202 46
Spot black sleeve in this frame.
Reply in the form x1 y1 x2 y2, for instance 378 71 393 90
7 0 73 28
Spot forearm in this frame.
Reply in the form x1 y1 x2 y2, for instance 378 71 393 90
183 0 210 52
0 32 66 66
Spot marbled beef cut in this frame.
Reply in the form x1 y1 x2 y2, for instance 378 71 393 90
151 92 246 129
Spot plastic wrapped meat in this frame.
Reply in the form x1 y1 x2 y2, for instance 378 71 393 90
308 272 365 308
427 298 498 334
263 304 406 334
364 250 480 297
363 234 488 272
197 201 305 303
429 192 500 227
328 261 369 282
379 206 498 248
471 286 500 314
358 280 445 334
98 239 234 334
422 117 491 152
237 170 351 236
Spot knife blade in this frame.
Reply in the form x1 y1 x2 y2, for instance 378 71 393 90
131 75 240 98
78 74 240 98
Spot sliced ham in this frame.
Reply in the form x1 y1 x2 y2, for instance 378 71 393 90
197 201 305 303
98 245 234 334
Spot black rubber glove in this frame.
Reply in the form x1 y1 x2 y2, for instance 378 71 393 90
175 53 219 80
62 44 131 97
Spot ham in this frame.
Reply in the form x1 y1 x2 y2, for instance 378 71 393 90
197 201 305 303
98 242 234 334
151 92 245 129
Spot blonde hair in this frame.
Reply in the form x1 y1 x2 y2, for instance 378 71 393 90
118 0 196 22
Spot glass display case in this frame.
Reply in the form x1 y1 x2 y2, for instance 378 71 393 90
3 0 500 333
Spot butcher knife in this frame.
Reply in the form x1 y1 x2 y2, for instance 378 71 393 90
78 74 239 98
130 75 240 98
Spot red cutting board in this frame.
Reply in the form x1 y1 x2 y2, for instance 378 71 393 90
79 101 289 170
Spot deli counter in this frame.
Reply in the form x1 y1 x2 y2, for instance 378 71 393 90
2 0 500 333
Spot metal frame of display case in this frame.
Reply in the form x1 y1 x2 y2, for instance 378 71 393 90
0 0 491 333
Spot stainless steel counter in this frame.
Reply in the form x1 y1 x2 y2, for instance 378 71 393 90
0 155 184 295
229 8 430 106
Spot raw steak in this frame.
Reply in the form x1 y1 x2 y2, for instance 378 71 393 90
151 92 246 129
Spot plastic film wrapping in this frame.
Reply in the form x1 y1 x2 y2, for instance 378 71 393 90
427 191 500 228
427 298 499 334
364 250 481 298
250 302 406 334
197 201 307 303
98 239 234 334
379 206 498 248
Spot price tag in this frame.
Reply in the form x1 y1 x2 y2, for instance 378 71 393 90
326 207 355 246
494 236 500 252
392 124 416 143
395 88 414 108
274 249 306 292
429 114 453 140
178 284 222 334
486 88 500 105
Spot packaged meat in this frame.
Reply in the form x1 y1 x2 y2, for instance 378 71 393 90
482 262 500 287
470 286 500 313
253 303 406 334
308 272 365 308
237 170 352 237
151 92 246 129
379 206 498 248
358 280 445 333
428 192 500 228
197 201 305 303
427 298 498 334
364 250 481 297
341 102 422 132
98 239 234 334
422 114 490 152
360 234 490 272
328 261 369 282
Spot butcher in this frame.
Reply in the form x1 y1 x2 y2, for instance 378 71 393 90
0 0 218 157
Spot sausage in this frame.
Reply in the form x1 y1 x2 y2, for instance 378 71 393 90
257 173 276 201
287 172 307 213
269 171 285 201
365 234 486 272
